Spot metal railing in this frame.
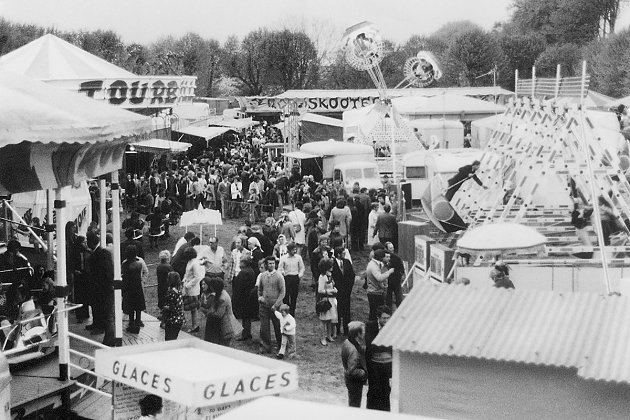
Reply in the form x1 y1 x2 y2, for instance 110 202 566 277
222 199 276 222
68 331 113 399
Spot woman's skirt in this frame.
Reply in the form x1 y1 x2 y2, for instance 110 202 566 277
182 295 200 311
318 297 338 322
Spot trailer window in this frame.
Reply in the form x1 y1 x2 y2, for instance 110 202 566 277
363 167 378 178
406 166 426 179
334 169 342 181
346 169 363 179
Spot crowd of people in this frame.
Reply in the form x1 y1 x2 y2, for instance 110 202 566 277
0 124 406 411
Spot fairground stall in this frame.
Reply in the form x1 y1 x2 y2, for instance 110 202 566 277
94 339 298 419
0 68 153 417
375 282 630 420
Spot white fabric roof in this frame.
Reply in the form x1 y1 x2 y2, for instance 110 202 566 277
173 126 233 141
130 139 191 153
300 140 374 156
283 151 321 159
300 112 344 127
0 69 152 146
392 93 504 115
207 116 259 130
170 103 211 121
0 34 136 80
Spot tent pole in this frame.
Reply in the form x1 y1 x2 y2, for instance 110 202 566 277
99 179 107 248
55 187 70 381
111 171 123 346
47 190 55 270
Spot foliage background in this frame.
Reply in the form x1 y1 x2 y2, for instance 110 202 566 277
1 0 629 97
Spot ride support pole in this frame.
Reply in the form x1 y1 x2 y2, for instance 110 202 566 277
99 179 107 248
47 189 55 270
111 171 123 347
55 187 70 381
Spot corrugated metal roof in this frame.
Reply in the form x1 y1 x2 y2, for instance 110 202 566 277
374 282 630 384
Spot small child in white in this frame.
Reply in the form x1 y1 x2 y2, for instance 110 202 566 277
274 304 296 359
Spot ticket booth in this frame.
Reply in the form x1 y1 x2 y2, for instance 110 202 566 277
95 339 298 419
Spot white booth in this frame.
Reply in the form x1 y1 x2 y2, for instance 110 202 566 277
95 339 298 419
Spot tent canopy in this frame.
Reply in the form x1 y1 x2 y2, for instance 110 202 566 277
301 113 344 127
392 93 505 116
0 33 135 80
0 69 152 194
173 126 234 141
0 69 151 146
300 140 374 156
207 116 259 130
130 139 191 154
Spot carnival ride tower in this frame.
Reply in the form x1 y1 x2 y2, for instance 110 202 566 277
341 22 439 182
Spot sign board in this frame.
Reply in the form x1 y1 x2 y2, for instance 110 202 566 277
96 339 297 408
47 76 196 109
113 382 248 420
240 96 381 114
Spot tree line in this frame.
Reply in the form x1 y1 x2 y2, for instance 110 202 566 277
0 0 628 98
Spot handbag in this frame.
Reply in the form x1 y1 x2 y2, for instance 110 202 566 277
316 296 332 313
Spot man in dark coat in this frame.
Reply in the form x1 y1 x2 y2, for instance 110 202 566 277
356 188 371 250
86 233 115 345
233 258 257 341
385 242 404 309
365 305 392 411
374 204 398 249
445 160 487 201
332 246 355 336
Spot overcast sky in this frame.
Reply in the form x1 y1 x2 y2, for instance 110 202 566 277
2 0 630 46
0 0 600 46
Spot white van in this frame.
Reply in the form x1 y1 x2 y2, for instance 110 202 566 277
286 140 383 193
333 161 383 192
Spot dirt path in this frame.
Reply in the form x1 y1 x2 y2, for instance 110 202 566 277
137 217 371 407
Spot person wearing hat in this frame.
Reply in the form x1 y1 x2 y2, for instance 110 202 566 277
247 237 264 276
445 160 488 201
278 211 296 244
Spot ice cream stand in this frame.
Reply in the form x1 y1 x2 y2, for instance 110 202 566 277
94 339 298 419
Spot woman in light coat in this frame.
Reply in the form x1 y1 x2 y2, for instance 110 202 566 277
182 247 205 333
